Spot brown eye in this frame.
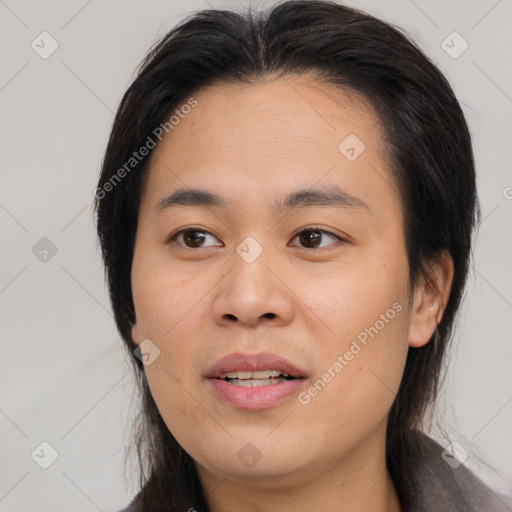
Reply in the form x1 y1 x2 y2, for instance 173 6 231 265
167 226 342 250
181 230 206 248
168 228 222 248
291 228 342 249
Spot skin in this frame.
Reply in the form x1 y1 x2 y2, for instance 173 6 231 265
130 73 454 512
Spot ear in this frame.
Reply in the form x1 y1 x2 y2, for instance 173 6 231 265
408 251 454 348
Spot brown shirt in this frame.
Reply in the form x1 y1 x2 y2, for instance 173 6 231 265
403 434 510 511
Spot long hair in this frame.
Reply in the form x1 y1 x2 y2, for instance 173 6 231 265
94 2 479 510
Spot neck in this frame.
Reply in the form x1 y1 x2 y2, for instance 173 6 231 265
195 428 401 512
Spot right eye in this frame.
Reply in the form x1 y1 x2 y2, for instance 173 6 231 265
166 227 223 249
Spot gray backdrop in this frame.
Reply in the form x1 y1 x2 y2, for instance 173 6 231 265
1 0 511 510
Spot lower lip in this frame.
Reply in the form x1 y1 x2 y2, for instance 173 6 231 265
207 378 305 410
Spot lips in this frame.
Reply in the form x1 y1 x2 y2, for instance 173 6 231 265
205 352 308 410
206 352 307 379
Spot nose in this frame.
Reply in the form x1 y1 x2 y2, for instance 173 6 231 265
212 245 295 329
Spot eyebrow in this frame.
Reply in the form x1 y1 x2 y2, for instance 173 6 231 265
153 185 369 215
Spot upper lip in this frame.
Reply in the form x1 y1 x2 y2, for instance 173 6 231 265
206 352 307 379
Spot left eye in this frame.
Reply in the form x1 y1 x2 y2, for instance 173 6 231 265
166 226 342 249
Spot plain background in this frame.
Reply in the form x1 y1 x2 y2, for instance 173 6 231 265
1 0 511 510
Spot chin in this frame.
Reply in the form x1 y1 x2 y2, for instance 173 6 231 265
187 430 316 480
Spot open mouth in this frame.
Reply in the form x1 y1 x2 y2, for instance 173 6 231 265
218 370 298 387
206 352 307 409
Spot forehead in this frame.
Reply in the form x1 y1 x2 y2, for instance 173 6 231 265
161 75 381 155
140 75 400 222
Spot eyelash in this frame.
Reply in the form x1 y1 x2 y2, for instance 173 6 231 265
166 225 344 249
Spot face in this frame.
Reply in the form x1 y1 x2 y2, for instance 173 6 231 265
130 75 436 487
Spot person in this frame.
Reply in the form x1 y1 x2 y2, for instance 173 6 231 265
94 1 510 511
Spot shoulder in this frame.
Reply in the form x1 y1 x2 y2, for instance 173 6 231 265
406 432 511 512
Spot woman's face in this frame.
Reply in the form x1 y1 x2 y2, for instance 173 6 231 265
130 75 436 486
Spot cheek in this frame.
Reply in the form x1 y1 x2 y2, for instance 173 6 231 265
144 359 240 470
131 250 209 340
145 367 204 447
299 248 409 343
294 254 410 425
297 308 410 454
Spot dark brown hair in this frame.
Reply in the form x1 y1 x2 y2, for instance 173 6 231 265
94 1 479 510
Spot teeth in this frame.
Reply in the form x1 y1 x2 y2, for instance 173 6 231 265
252 370 282 379
219 370 290 380
228 377 286 387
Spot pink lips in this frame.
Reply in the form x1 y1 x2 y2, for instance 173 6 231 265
206 352 307 410
206 352 307 378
